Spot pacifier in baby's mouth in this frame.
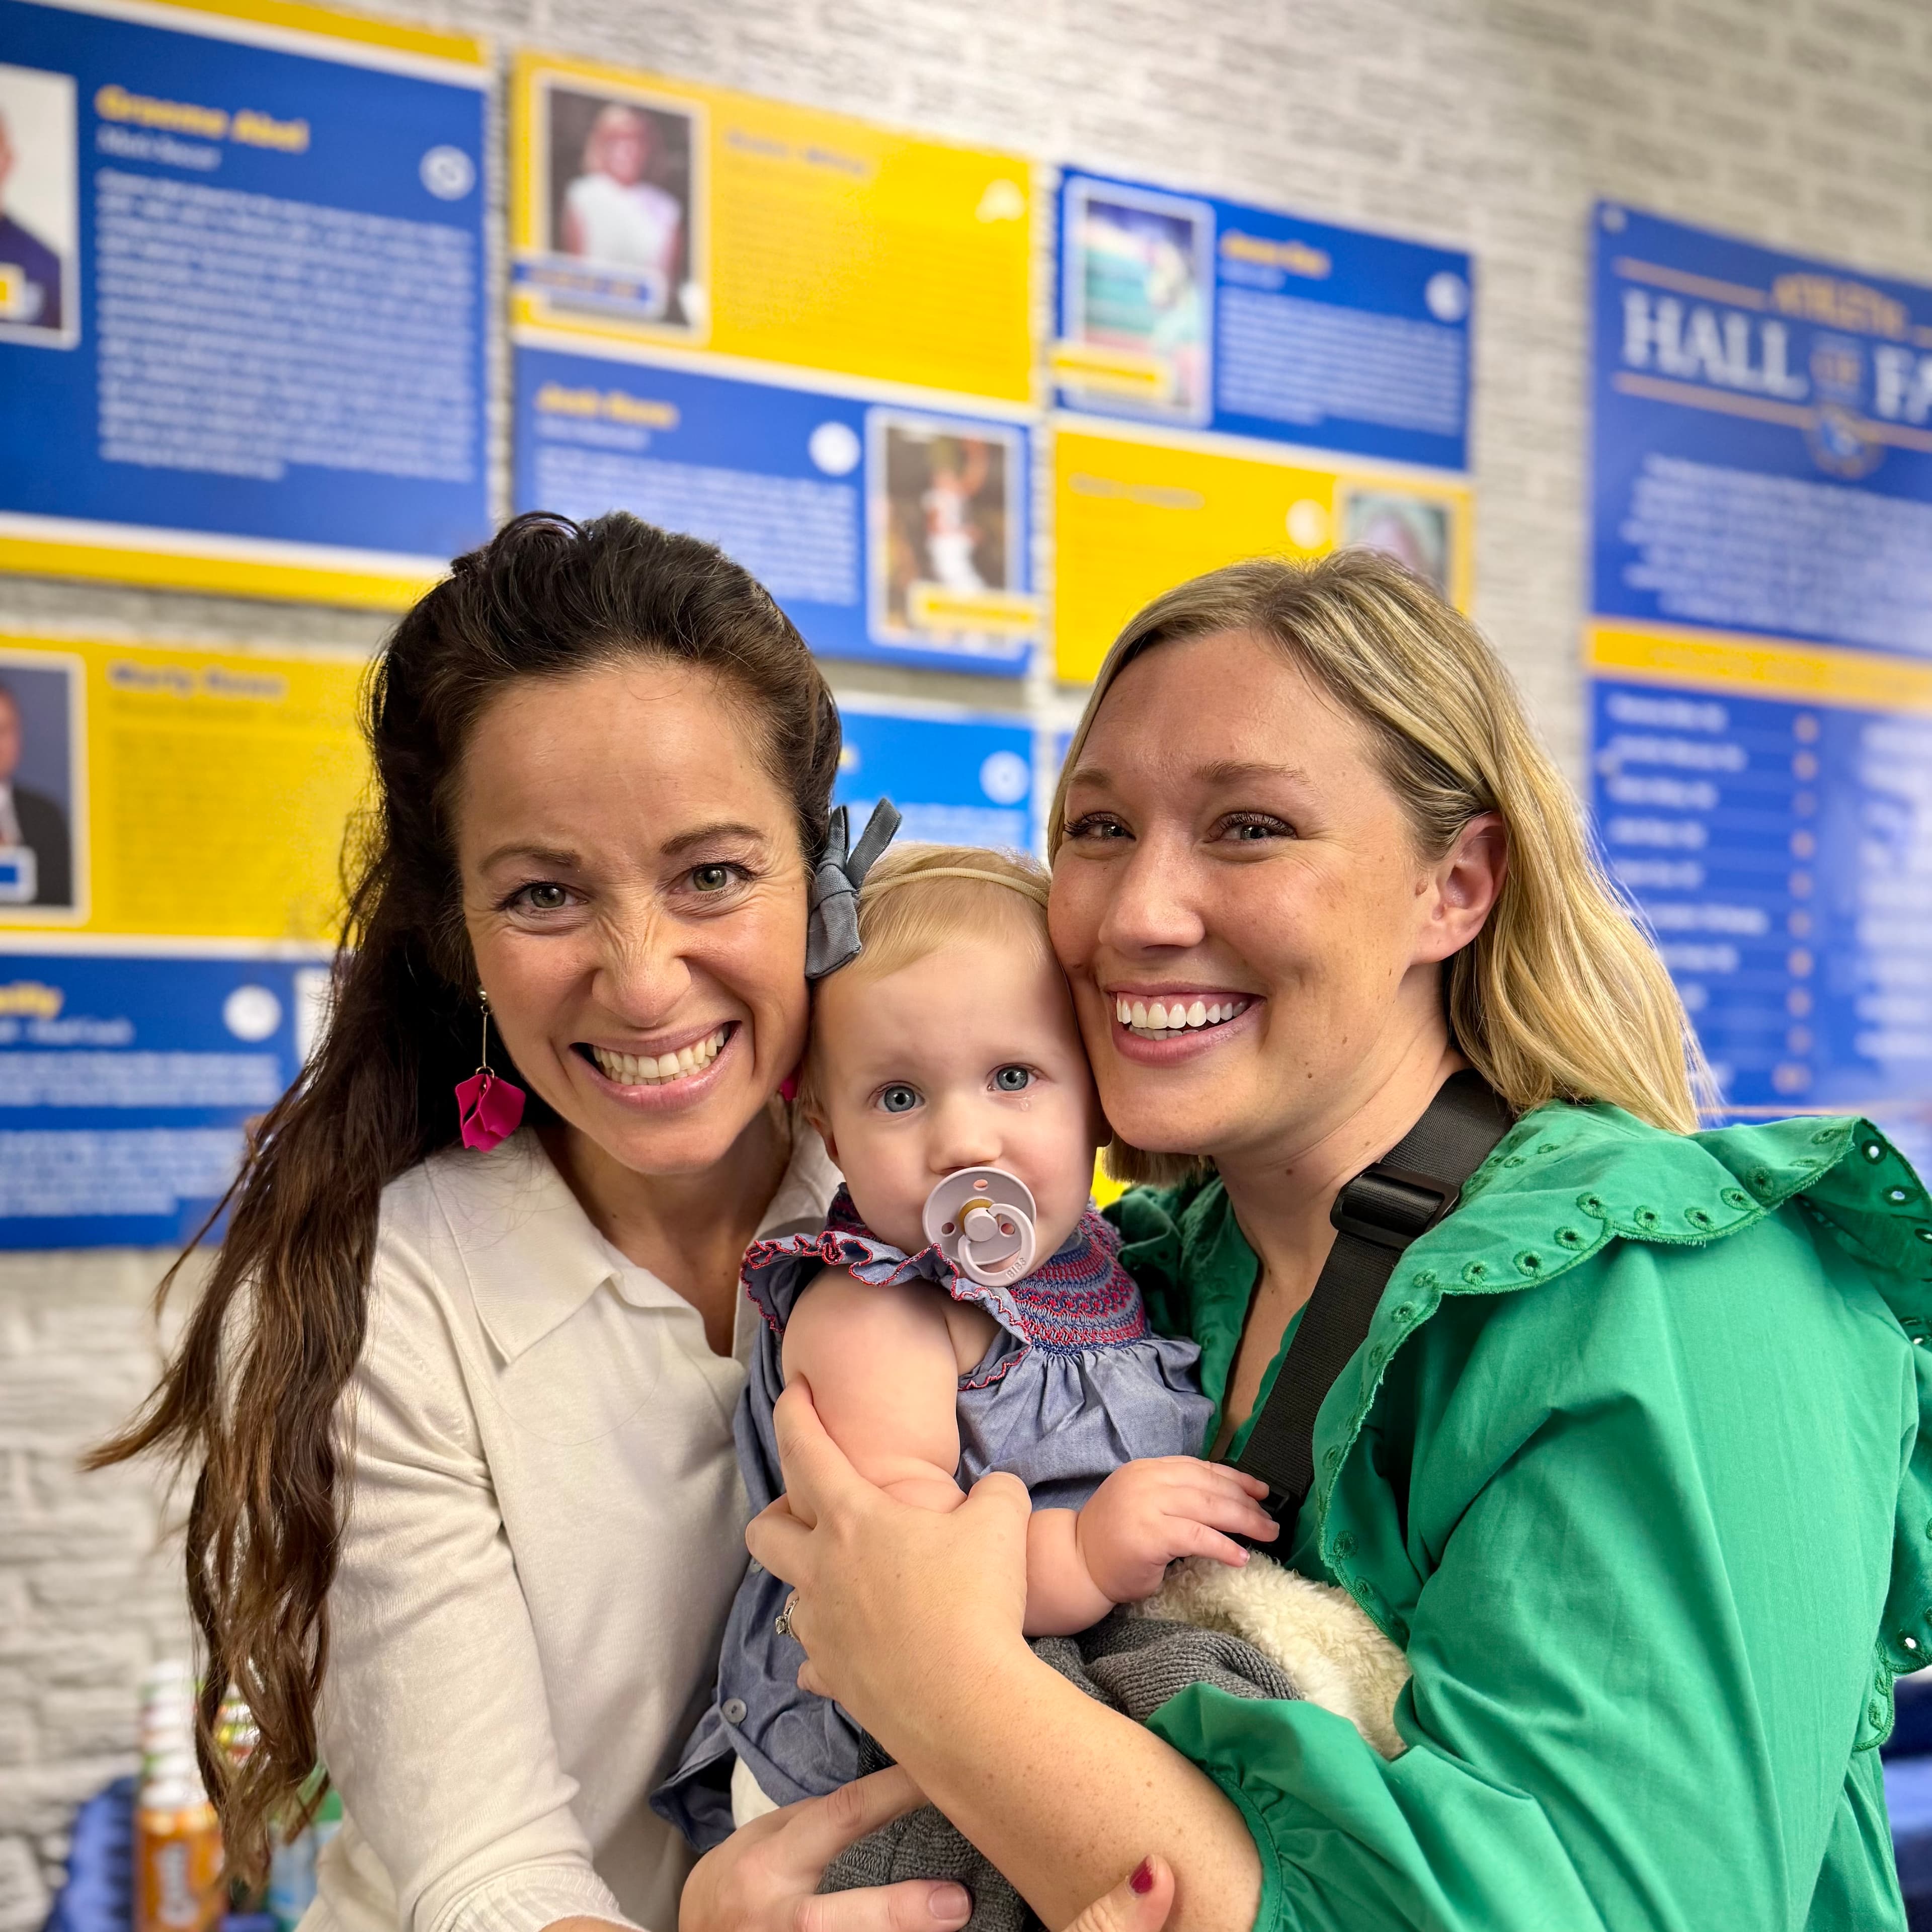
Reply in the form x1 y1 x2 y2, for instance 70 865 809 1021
922 1167 1038 1289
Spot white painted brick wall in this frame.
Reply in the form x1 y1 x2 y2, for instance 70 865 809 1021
0 1252 198 1929
5 0 1932 1918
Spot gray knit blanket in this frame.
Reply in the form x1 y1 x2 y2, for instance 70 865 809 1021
819 1609 1303 1932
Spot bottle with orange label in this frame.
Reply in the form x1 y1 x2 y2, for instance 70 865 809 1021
135 1758 223 1932
135 1663 224 1932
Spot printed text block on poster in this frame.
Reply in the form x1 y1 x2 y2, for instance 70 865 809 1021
512 52 1035 405
513 343 1036 675
1052 426 1471 686
0 0 491 607
1588 203 1932 1159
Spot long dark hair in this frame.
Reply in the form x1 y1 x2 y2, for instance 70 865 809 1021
91 513 842 1876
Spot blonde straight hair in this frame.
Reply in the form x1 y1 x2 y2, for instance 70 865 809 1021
1048 550 1713 1184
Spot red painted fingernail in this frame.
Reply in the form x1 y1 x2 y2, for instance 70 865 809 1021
1130 1859 1154 1895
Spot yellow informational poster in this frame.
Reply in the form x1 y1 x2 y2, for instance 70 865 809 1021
1052 425 1474 684
510 51 1035 403
0 633 367 940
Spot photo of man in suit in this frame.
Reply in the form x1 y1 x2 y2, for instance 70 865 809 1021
0 679 72 907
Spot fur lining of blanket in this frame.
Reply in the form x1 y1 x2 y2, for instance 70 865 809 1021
1134 1554 1411 1758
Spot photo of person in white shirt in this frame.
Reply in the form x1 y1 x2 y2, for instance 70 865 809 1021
558 101 690 321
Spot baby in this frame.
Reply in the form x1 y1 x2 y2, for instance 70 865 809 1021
656 841 1278 1846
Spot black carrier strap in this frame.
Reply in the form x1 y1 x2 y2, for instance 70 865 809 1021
1233 1069 1515 1527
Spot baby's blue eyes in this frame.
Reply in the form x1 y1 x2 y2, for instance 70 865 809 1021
872 1071 1031 1111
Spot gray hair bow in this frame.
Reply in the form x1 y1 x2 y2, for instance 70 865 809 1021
806 798 902 979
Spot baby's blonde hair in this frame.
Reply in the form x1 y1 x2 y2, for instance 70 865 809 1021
797 843 1051 1115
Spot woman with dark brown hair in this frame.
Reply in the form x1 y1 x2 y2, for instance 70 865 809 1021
94 513 1000 1932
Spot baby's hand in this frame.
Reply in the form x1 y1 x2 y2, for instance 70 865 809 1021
1074 1458 1279 1606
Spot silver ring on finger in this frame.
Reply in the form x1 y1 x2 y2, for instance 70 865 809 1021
773 1589 800 1640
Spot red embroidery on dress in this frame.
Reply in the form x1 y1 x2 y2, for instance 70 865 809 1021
742 1193 1152 1360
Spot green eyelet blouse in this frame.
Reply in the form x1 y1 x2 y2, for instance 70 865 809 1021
1109 1101 1932 1932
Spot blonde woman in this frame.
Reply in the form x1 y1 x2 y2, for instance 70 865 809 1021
688 549 1932 1931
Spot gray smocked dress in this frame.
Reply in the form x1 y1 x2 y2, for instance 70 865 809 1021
653 1185 1214 1849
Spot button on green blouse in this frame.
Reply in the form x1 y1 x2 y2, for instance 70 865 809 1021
1110 1102 1932 1931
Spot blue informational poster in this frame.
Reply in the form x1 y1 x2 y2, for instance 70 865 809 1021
1588 203 1932 1157
0 0 491 606
1053 169 1471 471
513 342 1037 674
0 951 326 1250
834 700 1036 853
1593 204 1932 660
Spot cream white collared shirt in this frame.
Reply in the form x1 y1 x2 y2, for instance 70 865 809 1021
306 1126 838 1932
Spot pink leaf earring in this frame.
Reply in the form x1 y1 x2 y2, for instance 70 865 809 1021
455 987 526 1151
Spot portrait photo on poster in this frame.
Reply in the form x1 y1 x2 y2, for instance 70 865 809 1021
0 62 78 350
1338 487 1453 600
868 410 1025 659
1063 177 1213 426
0 652 83 917
538 75 705 333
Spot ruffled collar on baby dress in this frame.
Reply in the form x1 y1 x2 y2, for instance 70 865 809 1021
740 1185 1151 1384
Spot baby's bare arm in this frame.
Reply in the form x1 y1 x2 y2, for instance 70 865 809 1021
1023 1510 1114 1635
1025 1461 1283 1637
781 1270 968 1513
783 1272 1103 1620
782 1276 1277 1637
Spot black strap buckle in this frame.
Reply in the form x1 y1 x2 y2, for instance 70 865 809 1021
1329 1163 1458 1250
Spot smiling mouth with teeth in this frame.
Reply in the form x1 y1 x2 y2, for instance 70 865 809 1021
585 1024 731 1086
1114 996 1251 1039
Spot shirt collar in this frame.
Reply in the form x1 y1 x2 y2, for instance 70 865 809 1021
428 1125 841 1364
